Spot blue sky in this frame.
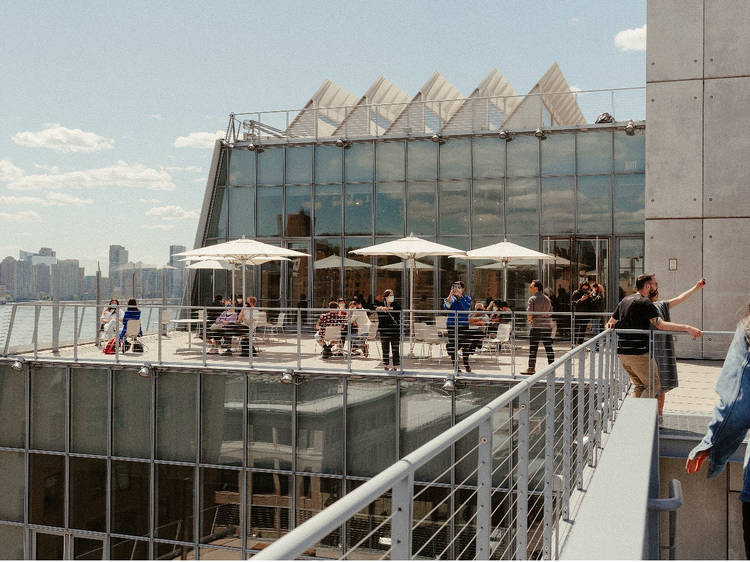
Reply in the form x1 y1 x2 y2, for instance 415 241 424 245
0 1 646 275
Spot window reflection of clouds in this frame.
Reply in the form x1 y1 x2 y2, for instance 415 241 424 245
615 129 645 173
315 145 342 184
228 149 255 186
615 174 645 232
286 145 312 184
507 135 539 177
257 147 284 186
314 184 342 236
577 175 612 233
542 134 575 176
229 186 254 238
406 182 436 236
438 180 469 236
577 131 612 175
345 142 373 182
472 179 503 236
472 137 505 178
375 182 404 236
257 186 282 237
439 139 471 179
376 141 405 181
506 177 538 234
345 183 372 235
407 141 437 180
541 176 575 233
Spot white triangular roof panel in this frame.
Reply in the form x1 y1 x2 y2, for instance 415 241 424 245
385 72 464 135
286 80 359 138
443 68 521 133
333 76 410 136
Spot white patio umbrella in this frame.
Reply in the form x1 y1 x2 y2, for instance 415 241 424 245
379 259 436 271
452 239 555 301
184 258 232 300
175 238 309 302
351 235 465 351
314 254 371 304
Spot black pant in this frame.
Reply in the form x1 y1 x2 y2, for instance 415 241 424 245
528 326 554 368
447 326 472 368
743 501 750 558
381 333 400 367
574 315 590 344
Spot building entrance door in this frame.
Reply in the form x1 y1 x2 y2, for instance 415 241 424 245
32 530 105 560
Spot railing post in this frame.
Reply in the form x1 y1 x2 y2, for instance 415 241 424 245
510 311 516 378
563 358 572 519
201 307 207 367
33 305 40 360
597 335 605 442
515 389 529 560
3 303 17 356
297 308 302 370
73 305 78 362
588 340 596 467
476 418 492 559
346 309 353 373
157 307 162 365
577 346 586 488
543 369 555 559
391 472 414 560
249 308 254 369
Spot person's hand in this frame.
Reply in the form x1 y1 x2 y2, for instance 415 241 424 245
687 325 702 339
685 449 710 473
606 317 617 329
696 277 706 289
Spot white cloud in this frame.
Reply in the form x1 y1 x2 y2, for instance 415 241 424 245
614 24 646 52
174 130 225 149
0 210 41 222
570 17 580 23
148 113 163 120
165 165 203 173
138 197 162 204
0 192 93 207
7 161 175 192
142 224 175 231
0 160 24 182
145 205 199 220
12 124 115 153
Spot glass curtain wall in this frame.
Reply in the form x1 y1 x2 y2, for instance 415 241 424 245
197 128 644 310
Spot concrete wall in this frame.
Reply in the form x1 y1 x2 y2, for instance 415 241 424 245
660 457 744 559
646 0 750 336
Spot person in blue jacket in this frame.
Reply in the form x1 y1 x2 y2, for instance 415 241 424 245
443 280 473 372
686 304 750 556
120 298 142 340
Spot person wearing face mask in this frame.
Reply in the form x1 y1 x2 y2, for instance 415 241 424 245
443 280 473 373
650 277 706 423
371 289 401 371
607 273 702 399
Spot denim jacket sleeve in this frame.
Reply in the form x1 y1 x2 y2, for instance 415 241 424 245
688 323 750 478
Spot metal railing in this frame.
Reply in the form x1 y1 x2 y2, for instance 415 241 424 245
252 330 622 559
225 87 645 144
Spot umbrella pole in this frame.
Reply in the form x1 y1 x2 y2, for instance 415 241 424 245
242 263 247 304
503 260 508 302
212 271 215 300
232 265 236 303
409 257 415 355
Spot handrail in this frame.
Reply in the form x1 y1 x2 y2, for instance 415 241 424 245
253 331 612 560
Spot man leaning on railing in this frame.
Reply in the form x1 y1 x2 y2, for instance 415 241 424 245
607 273 702 399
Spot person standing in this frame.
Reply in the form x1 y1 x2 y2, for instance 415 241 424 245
606 273 702 399
522 280 554 375
443 280 473 372
572 282 593 345
371 288 401 371
651 277 706 420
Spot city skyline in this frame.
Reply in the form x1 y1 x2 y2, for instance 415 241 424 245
0 1 646 275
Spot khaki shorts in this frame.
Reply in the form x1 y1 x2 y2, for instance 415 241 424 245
618 353 660 399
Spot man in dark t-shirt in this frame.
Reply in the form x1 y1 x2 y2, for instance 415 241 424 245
608 273 702 399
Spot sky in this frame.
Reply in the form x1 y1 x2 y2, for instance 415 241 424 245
0 1 646 276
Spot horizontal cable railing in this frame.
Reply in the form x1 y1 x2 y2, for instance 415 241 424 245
225 87 645 144
251 330 623 560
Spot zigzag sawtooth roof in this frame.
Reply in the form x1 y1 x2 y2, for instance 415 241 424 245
283 64 583 139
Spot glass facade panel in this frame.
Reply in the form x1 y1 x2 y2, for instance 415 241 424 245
29 453 65 527
71 368 108 455
345 183 372 235
287 241 311 313
296 378 343 475
618 238 644 300
471 179 503 236
70 457 106 532
155 542 194 559
314 239 342 306
577 175 612 233
541 176 575 233
507 135 539 177
257 186 283 237
347 379 397 477
285 185 312 237
31 366 65 451
248 471 290 542
35 532 64 560
314 185 342 236
375 182 404 236
295 476 341 548
438 180 469 236
400 381 451 483
111 460 150 537
345 142 374 182
155 464 194 542
0 525 24 559
0 451 24 522
438 237 469 302
472 137 505 178
577 130 612 174
615 129 645 172
229 186 255 238
157 371 197 462
343 238 372 300
0 365 25 448
200 468 241 545
375 141 405 181
315 145 342 184
248 375 293 470
439 138 471 179
113 370 151 459
406 182 436 236
375 248 405 305
257 147 284 186
73 536 105 560
206 187 227 240
615 174 645 233
407 140 437 180
110 538 149 559
201 373 244 466
228 149 255 186
506 177 539 234
286 145 312 185
542 133 575 175
260 260 282 307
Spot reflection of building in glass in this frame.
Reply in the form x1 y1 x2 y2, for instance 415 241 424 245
191 68 645 311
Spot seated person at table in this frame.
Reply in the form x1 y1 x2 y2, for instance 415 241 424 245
468 302 490 355
206 302 239 355
100 298 124 340
238 296 258 325
348 300 369 357
119 299 142 341
316 301 346 358
489 300 512 325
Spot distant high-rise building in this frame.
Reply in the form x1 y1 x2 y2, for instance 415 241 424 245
169 245 186 268
108 245 128 291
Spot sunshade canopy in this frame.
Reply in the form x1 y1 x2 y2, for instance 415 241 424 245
314 254 372 269
175 237 309 260
350 235 465 259
451 240 554 262
380 260 436 271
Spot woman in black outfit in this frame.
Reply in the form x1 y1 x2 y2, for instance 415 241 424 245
370 289 401 371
